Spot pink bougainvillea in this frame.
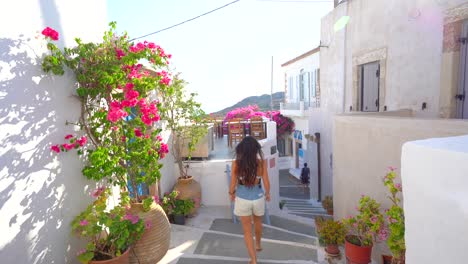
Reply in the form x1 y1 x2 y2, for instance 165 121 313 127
223 105 294 137
41 27 59 40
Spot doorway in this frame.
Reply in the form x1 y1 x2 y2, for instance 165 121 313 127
360 61 380 112
457 20 468 119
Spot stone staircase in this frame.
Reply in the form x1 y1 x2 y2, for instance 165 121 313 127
158 170 341 264
281 199 330 220
160 206 333 264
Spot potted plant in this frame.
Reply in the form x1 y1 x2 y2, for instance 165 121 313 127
279 200 286 210
314 216 326 246
160 190 179 223
42 23 172 264
158 76 208 214
172 198 195 225
382 168 405 264
322 195 333 215
72 188 145 264
342 195 388 264
159 191 194 225
319 219 346 256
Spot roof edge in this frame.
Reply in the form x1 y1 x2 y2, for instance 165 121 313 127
281 47 320 67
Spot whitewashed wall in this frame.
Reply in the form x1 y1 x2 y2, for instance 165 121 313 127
158 130 177 196
402 135 468 264
0 1 107 263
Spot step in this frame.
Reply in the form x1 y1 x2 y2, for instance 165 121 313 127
269 215 317 236
289 213 332 219
193 232 318 262
209 218 317 245
176 254 318 264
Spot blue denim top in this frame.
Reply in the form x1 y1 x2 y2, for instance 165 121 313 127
236 176 264 201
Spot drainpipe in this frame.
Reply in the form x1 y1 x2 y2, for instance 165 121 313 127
342 1 348 114
315 132 322 202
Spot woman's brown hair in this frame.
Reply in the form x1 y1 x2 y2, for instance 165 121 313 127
235 136 264 187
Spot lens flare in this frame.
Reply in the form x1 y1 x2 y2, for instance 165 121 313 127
334 16 350 32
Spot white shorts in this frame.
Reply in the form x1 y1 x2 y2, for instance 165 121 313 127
234 196 265 216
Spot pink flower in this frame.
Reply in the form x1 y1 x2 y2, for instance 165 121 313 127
378 228 390 241
79 220 89 226
76 249 86 256
77 136 87 147
107 107 128 123
125 82 135 90
121 135 126 142
65 134 74 140
394 183 402 191
91 186 106 198
41 27 59 40
121 98 138 108
115 48 125 60
370 216 378 224
50 145 61 153
111 126 119 131
137 98 147 108
110 100 121 108
134 128 143 137
123 213 139 224
388 166 397 171
62 143 75 150
145 220 152 229
153 195 160 204
125 89 139 100
160 76 171 86
158 142 169 158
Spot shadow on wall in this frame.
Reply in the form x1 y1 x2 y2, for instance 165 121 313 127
0 35 90 263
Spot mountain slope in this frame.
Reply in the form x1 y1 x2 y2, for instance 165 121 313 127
211 92 284 116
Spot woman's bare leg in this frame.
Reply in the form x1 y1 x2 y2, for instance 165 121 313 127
240 216 256 264
253 215 263 251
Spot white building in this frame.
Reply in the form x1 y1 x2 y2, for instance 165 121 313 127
322 0 468 262
279 47 323 201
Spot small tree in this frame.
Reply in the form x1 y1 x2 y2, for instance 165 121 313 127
159 75 208 178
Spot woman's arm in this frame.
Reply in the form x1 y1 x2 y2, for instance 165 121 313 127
261 159 271 201
229 160 237 201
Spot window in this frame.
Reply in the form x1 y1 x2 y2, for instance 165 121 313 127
277 136 293 157
288 76 293 101
360 61 380 112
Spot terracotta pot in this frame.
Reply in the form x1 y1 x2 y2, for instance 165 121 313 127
129 202 171 264
382 255 405 264
325 244 340 256
90 248 130 264
173 176 201 215
327 208 334 215
345 236 372 264
382 255 392 264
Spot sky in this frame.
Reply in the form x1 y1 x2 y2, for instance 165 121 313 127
108 0 333 113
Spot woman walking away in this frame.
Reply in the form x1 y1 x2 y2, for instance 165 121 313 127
229 136 271 264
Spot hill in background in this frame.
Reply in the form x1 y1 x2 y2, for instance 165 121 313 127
211 92 284 116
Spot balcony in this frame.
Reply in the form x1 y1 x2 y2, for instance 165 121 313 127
280 98 319 117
